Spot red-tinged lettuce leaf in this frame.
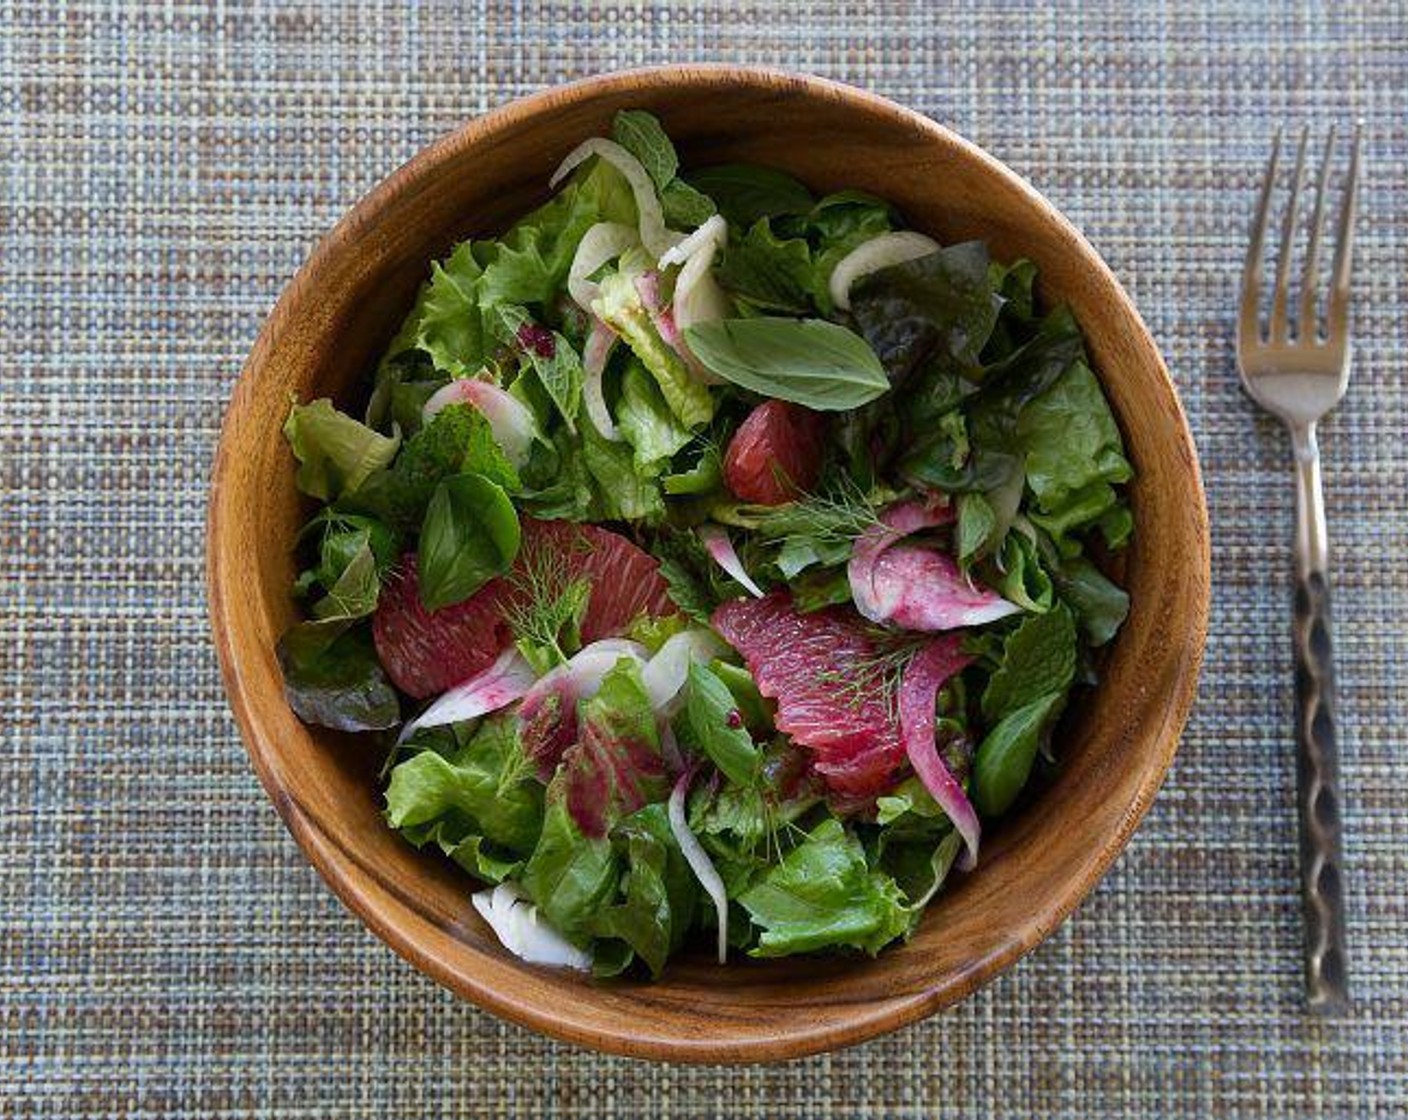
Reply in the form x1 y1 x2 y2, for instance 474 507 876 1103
276 619 400 732
848 241 1002 384
553 659 669 838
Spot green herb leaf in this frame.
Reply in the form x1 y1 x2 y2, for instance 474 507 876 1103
310 540 380 621
1051 555 1129 647
276 620 400 732
981 606 1076 722
991 530 1055 614
684 164 815 228
283 399 401 501
611 109 679 191
522 799 618 941
738 818 909 957
418 473 521 611
956 492 997 570
682 662 761 786
683 317 889 411
972 691 1065 816
660 178 717 227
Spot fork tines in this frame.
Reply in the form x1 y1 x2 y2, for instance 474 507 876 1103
1239 125 1362 354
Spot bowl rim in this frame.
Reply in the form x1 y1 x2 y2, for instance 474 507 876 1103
208 63 1210 1062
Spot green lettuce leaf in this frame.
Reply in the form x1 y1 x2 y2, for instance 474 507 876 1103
848 241 1002 382
616 358 694 469
385 714 544 854
587 803 699 978
738 818 909 957
284 399 401 501
594 269 715 428
1017 360 1132 534
521 799 618 942
581 421 666 521
413 242 488 376
715 219 815 314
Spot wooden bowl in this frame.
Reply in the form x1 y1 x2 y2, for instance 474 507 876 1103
207 66 1209 1062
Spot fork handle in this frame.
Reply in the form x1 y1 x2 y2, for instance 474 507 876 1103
1292 425 1349 1012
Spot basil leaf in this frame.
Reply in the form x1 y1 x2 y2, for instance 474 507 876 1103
684 164 815 228
276 620 400 732
682 663 760 786
417 473 521 611
683 317 889 411
972 691 1065 817
611 109 678 191
1051 555 1129 647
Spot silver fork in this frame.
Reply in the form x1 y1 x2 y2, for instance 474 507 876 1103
1237 125 1362 1014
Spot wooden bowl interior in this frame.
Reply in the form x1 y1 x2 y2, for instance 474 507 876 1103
208 69 1208 1062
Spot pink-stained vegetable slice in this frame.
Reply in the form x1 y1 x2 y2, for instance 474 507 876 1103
640 628 729 716
697 523 765 599
827 231 941 311
518 639 648 778
421 377 538 467
549 137 680 259
582 317 620 440
664 215 731 335
396 647 537 745
635 269 721 385
668 771 728 964
849 499 1018 630
897 637 980 870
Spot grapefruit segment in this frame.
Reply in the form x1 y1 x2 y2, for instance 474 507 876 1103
373 519 674 698
723 400 827 506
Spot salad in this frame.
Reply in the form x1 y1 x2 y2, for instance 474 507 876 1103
277 111 1133 976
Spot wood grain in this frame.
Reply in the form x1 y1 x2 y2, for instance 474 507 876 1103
206 66 1210 1063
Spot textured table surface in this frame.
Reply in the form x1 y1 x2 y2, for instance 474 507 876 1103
4 2 1406 1116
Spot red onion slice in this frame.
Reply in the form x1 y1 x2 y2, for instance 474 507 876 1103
898 638 980 870
697 523 765 599
471 882 591 971
422 378 539 468
550 138 681 260
397 647 537 745
828 231 941 312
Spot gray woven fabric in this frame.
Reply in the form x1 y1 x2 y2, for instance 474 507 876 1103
3 1 1406 1115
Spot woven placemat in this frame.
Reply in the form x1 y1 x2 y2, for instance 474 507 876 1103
3 2 1405 1115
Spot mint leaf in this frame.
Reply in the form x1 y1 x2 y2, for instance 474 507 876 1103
660 179 717 227
682 663 760 786
417 473 521 610
283 399 401 501
981 605 1076 721
611 109 678 191
973 691 1065 816
683 164 815 228
683 317 889 411
738 818 909 957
